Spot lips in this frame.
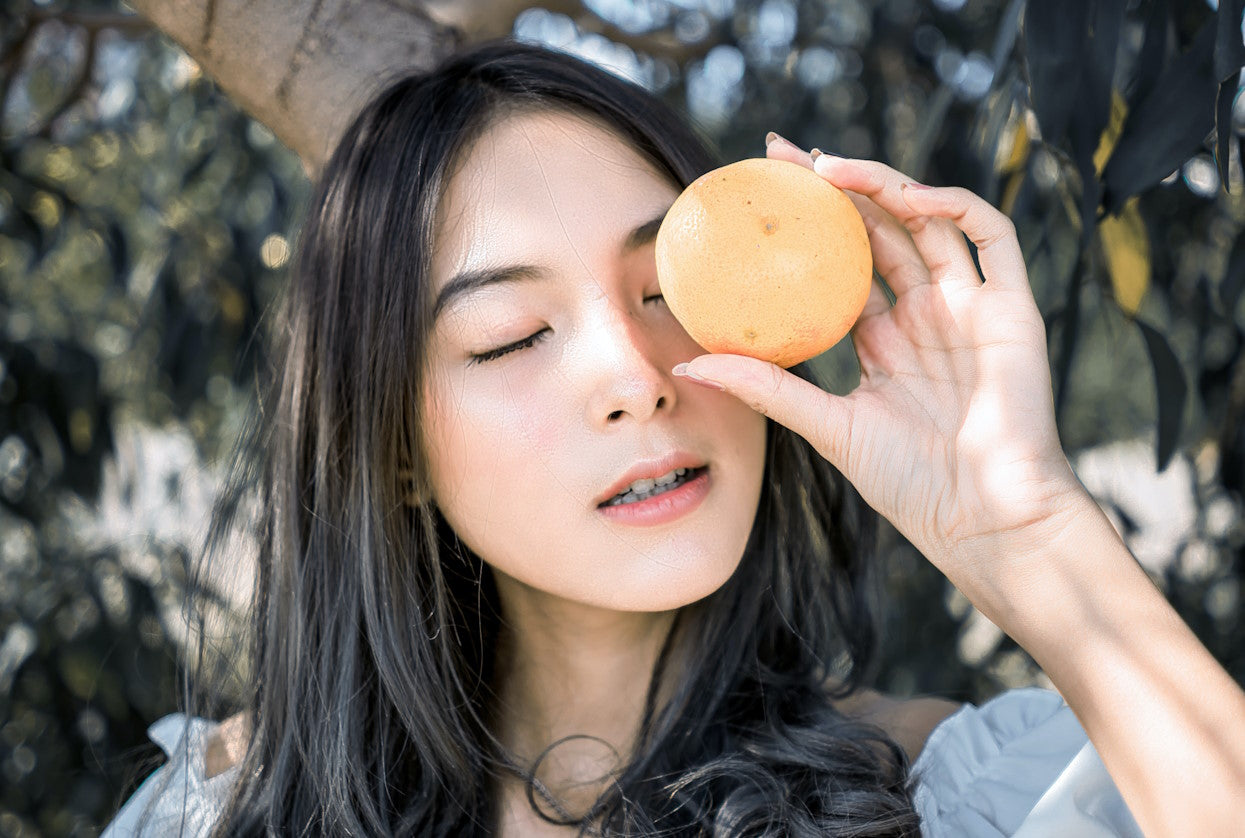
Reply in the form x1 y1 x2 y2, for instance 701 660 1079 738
595 452 708 508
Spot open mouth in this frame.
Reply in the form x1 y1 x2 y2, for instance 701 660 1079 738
598 466 709 508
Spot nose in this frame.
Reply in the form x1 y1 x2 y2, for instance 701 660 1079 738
582 303 678 428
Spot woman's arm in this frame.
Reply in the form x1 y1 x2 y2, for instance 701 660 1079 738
969 488 1245 837
676 135 1245 837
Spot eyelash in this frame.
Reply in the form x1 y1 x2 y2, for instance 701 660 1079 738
470 329 549 365
469 294 667 365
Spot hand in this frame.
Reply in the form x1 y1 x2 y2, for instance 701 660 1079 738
675 140 1245 838
676 137 1087 591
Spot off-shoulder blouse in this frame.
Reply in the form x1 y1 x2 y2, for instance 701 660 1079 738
101 687 1144 836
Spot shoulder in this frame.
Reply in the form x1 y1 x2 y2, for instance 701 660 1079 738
905 687 1144 837
101 713 244 837
827 681 963 765
205 711 252 779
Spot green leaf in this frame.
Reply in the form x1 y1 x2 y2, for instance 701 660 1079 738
1136 319 1187 472
1213 0 1244 190
1214 0 1245 84
1216 78 1237 190
1102 18 1218 214
1023 0 1090 148
1070 0 1125 255
1128 0 1170 109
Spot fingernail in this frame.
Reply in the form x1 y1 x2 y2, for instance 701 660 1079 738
813 153 843 175
810 148 821 160
673 363 725 390
766 131 795 149
902 181 934 190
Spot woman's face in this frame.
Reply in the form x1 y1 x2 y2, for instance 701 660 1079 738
421 108 767 612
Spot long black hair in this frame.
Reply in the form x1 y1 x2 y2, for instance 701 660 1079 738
179 37 920 836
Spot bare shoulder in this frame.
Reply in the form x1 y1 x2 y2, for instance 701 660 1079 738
205 711 252 779
826 681 962 764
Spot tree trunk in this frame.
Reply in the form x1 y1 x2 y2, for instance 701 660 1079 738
122 1 718 176
125 0 558 175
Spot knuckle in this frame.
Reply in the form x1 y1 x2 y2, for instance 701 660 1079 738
984 214 1016 249
765 364 786 398
976 197 1011 227
905 214 932 235
747 364 786 415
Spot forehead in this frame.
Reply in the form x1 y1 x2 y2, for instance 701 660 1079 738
430 109 680 290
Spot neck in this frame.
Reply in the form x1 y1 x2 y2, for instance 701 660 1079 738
490 569 678 817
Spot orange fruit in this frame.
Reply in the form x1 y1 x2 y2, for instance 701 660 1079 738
655 157 873 368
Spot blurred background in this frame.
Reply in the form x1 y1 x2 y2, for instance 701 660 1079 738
1 0 1242 834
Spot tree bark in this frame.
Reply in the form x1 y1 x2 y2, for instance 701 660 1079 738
122 1 720 176
125 0 546 175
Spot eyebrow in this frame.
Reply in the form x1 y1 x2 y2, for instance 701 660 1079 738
432 212 668 321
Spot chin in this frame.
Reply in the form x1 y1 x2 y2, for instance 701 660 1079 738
589 543 746 613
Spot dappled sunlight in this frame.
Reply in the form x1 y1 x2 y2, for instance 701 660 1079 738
2 0 1243 833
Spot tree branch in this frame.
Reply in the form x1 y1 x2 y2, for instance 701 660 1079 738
573 12 723 68
1 10 150 145
0 20 37 135
117 1 727 176
126 0 469 176
34 26 97 141
274 0 327 112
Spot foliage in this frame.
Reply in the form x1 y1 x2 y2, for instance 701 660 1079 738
0 4 303 835
0 0 1241 835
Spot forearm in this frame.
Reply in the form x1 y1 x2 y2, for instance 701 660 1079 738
958 490 1245 837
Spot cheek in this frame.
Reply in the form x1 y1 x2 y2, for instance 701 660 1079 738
421 372 568 519
663 310 708 358
710 391 769 512
731 400 769 462
735 412 769 510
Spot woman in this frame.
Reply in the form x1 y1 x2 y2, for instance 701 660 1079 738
103 38 1245 836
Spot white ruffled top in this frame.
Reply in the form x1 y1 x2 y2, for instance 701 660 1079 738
101 687 1143 836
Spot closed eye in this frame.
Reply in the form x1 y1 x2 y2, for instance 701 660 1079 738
470 296 661 365
469 329 550 365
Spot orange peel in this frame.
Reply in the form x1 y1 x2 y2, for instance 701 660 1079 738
656 157 873 368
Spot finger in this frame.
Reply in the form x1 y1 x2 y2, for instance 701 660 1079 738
846 189 931 297
814 155 978 288
764 131 814 168
897 185 1028 295
766 138 920 303
760 140 895 321
676 354 854 472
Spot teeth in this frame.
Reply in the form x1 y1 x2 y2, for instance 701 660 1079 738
654 470 681 486
625 467 685 496
630 477 656 494
605 467 693 506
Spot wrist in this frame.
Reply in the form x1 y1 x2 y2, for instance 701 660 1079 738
941 482 1129 637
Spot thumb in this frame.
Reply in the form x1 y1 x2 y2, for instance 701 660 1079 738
675 354 854 471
